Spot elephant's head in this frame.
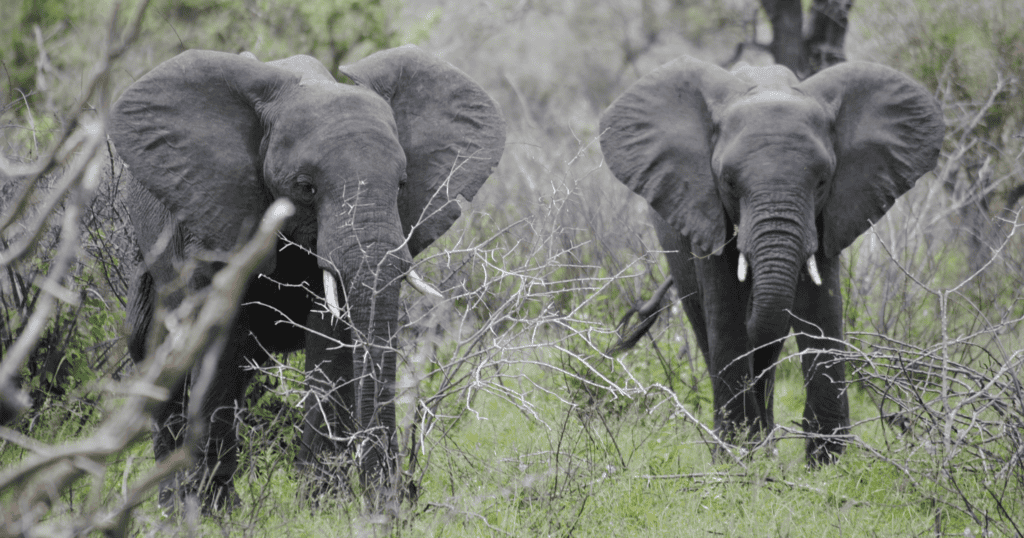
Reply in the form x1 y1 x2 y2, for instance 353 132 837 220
600 57 943 345
110 46 505 484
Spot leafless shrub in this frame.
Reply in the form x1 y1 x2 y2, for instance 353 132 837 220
827 58 1024 533
831 216 1024 534
0 3 303 535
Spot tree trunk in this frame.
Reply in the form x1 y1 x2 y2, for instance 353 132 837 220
805 0 852 73
760 0 806 75
759 0 852 77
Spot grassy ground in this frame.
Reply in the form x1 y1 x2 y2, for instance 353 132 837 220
95 360 970 536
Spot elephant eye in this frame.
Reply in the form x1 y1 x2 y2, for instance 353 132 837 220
399 171 408 188
815 167 831 192
296 176 316 198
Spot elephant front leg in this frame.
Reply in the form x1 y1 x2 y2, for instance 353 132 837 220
153 377 189 508
144 260 257 512
750 340 784 437
791 253 850 464
298 311 356 496
694 253 765 446
185 312 265 512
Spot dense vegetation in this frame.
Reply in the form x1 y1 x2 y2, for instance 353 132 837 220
1 0 1021 535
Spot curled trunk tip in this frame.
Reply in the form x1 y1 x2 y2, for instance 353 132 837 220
746 254 801 346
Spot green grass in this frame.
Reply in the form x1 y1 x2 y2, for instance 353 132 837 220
8 344 983 537
4 307 1017 536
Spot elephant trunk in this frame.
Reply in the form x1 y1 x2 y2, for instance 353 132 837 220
742 196 816 347
746 233 801 346
321 209 409 499
346 255 403 488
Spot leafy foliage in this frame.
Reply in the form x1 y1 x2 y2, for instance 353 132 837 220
145 0 409 68
0 0 82 109
1 0 425 152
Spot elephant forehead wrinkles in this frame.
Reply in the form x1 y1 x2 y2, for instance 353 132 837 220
743 134 834 174
742 134 820 158
725 98 828 131
718 101 833 167
713 128 834 191
285 127 405 182
289 86 394 126
268 87 401 158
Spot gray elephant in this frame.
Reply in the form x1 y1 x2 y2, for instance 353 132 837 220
110 46 506 509
599 56 943 463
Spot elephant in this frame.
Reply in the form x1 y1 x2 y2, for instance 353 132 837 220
109 46 506 509
599 56 943 463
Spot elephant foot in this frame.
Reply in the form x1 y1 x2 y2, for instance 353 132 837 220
156 472 240 515
803 420 848 466
295 451 360 510
709 436 783 463
157 478 179 512
748 434 779 459
712 414 771 444
299 472 355 510
199 476 241 514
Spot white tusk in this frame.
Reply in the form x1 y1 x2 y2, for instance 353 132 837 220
737 253 748 283
407 269 443 299
322 270 342 319
806 255 822 286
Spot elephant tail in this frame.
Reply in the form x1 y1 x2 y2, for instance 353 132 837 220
126 264 155 363
607 276 674 354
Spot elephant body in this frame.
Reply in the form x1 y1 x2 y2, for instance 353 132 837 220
600 57 944 462
111 47 505 509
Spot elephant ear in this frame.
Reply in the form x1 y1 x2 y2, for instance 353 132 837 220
799 62 944 258
111 50 299 251
599 56 748 257
340 45 507 257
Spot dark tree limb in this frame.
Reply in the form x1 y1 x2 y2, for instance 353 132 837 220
760 0 806 75
805 0 852 73
757 0 852 77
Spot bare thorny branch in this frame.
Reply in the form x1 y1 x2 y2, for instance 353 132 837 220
0 3 305 534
